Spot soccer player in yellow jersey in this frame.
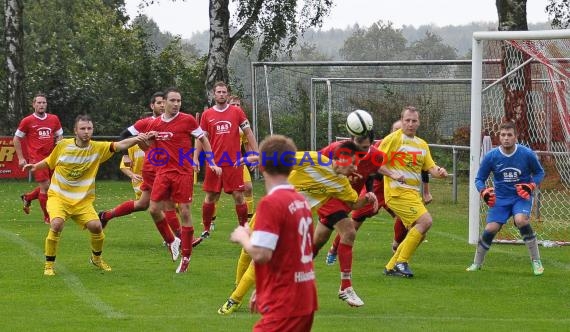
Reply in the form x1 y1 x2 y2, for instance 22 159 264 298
379 106 448 278
119 144 145 199
23 114 153 276
217 140 377 314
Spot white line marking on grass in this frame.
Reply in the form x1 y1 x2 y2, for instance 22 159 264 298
431 229 570 270
0 228 126 319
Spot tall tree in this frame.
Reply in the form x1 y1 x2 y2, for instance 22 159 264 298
3 0 24 134
142 0 333 100
546 0 570 28
340 21 408 61
495 0 532 143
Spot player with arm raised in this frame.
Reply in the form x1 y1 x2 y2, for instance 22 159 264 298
23 114 151 276
467 121 545 275
380 106 448 278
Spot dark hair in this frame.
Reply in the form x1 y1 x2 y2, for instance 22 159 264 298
163 87 180 99
259 135 297 176
353 130 375 143
74 114 92 126
150 91 164 105
499 121 516 133
333 140 359 160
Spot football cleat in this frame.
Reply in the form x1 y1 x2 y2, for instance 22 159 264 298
383 268 403 277
466 263 482 272
43 216 51 225
532 259 544 276
21 194 31 215
338 286 364 307
44 262 55 276
192 237 203 248
325 249 337 266
200 230 210 239
176 256 190 273
394 262 414 277
168 237 181 261
90 255 112 271
217 298 242 315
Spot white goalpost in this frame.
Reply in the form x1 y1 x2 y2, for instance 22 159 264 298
470 29 570 245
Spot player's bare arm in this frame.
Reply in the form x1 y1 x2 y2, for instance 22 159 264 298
198 135 222 175
378 165 405 183
22 160 48 173
13 136 26 167
428 165 448 178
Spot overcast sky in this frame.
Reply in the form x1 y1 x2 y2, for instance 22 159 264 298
124 0 552 39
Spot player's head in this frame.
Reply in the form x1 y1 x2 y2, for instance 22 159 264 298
150 92 165 117
332 140 359 176
212 81 229 105
391 120 402 132
163 87 182 116
352 131 373 152
259 134 297 176
228 95 241 107
400 106 420 136
74 114 94 144
498 121 517 148
32 93 48 115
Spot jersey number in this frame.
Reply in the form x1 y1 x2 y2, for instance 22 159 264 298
298 216 313 264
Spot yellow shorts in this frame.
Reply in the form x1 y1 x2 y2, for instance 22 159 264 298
386 190 428 228
243 166 252 183
47 196 99 227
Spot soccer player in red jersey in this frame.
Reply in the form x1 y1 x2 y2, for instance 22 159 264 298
141 87 218 273
195 82 258 239
99 92 181 237
314 132 382 307
14 93 63 224
230 135 317 332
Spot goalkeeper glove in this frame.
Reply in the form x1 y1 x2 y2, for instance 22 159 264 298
480 187 496 207
515 183 536 200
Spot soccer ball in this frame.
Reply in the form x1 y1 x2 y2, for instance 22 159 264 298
346 109 373 136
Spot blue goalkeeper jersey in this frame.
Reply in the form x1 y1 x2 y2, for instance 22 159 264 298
475 144 545 199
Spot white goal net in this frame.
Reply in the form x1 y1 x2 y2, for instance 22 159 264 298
469 30 570 246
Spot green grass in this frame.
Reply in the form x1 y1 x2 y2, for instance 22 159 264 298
1 179 569 331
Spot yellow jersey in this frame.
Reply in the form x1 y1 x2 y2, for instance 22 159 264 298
379 129 435 196
45 138 115 204
120 145 145 195
288 151 358 210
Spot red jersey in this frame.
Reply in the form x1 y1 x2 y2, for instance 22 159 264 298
251 184 318 319
14 113 63 162
319 140 383 192
199 105 249 166
138 112 203 175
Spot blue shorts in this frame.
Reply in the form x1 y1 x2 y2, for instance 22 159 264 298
486 196 533 224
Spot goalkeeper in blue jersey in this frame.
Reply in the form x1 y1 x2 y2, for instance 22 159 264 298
467 121 545 275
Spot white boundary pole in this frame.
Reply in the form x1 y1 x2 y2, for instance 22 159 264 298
469 35 483 245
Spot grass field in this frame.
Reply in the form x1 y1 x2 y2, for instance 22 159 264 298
1 179 569 331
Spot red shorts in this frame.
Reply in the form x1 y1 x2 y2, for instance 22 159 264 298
317 198 351 229
150 171 193 203
254 313 314 332
34 168 52 183
352 179 390 221
202 165 245 194
140 169 156 192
